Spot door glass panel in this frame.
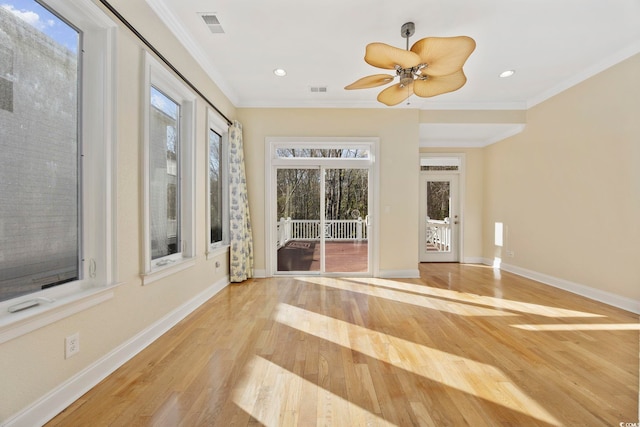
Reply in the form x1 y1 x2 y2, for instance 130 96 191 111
276 168 320 272
324 168 368 273
426 181 451 253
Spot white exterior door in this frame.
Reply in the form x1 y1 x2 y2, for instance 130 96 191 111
419 173 460 262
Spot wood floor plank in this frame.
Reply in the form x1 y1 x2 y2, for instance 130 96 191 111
46 264 639 426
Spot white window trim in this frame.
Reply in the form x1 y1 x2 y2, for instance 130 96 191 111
141 52 196 284
0 0 118 343
206 109 230 258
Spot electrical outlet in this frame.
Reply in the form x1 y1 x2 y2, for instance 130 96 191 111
65 333 80 359
215 260 221 272
506 250 515 258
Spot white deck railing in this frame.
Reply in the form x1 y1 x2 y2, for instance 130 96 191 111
426 219 451 252
277 217 367 248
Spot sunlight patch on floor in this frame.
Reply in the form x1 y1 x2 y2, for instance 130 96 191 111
299 277 518 318
233 355 396 427
346 277 603 318
274 302 562 426
512 323 640 331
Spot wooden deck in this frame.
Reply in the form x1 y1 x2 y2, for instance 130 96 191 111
46 264 639 426
277 240 368 273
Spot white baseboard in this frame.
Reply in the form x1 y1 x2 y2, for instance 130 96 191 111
252 269 267 278
379 269 420 279
462 257 485 264
251 270 420 279
4 276 230 427
481 259 640 314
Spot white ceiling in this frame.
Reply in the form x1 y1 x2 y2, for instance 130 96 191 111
147 0 640 144
419 123 526 147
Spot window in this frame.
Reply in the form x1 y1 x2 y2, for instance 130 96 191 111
143 53 196 281
0 1 80 303
207 110 229 253
275 147 370 159
420 156 460 171
0 0 116 332
149 86 181 260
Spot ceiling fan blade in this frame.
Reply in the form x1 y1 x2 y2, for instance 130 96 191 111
413 69 467 98
365 42 421 70
377 82 414 106
411 36 476 77
344 74 395 90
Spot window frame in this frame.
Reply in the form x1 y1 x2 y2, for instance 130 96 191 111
0 0 117 342
206 109 230 256
142 52 196 284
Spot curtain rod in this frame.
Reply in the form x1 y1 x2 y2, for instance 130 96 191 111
97 0 233 126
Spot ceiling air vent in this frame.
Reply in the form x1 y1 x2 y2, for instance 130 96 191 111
200 14 224 34
310 86 327 93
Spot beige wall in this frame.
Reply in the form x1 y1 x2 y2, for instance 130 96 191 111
483 54 640 301
419 147 485 261
237 108 421 275
1 0 236 420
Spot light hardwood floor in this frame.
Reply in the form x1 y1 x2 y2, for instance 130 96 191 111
48 264 639 426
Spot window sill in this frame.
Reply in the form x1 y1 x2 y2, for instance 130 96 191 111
0 283 119 344
206 244 230 260
142 257 197 286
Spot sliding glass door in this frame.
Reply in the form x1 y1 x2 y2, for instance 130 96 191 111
269 142 374 276
324 168 369 273
276 167 321 273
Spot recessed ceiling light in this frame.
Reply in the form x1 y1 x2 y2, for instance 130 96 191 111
499 70 515 78
273 68 287 77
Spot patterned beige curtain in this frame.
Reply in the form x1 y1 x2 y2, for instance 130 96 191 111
228 121 254 282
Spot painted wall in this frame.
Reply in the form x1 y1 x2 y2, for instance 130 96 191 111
0 0 235 421
237 108 420 276
483 54 640 302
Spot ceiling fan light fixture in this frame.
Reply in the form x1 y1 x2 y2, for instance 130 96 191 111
399 69 414 88
345 22 475 106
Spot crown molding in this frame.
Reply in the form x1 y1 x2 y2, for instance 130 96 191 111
526 40 640 109
145 0 239 106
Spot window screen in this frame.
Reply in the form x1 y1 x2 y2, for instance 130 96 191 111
149 86 180 260
0 1 80 302
0 45 14 112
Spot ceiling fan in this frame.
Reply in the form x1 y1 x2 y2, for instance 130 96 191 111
345 22 476 106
